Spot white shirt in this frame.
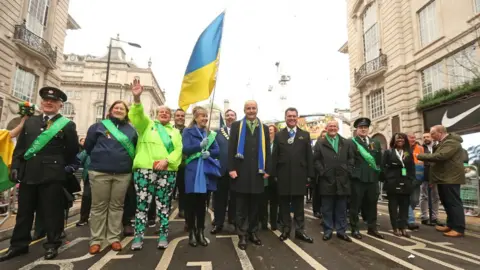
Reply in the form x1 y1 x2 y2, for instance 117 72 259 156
226 126 231 135
288 126 297 133
359 136 369 144
43 113 58 121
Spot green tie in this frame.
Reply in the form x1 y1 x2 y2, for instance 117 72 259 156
247 120 256 135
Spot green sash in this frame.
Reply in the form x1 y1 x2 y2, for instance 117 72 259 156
185 131 217 164
155 122 174 154
24 116 71 160
352 137 381 173
101 119 136 159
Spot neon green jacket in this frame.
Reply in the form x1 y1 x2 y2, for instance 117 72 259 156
128 103 183 171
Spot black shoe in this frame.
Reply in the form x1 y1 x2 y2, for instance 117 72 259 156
337 234 352 242
178 210 185 219
210 225 223 234
279 231 290 241
44 248 58 260
322 232 333 241
367 230 384 239
352 231 362 239
197 229 208 247
188 229 198 247
76 220 88 227
238 235 247 250
270 225 278 231
0 248 28 262
295 232 313 243
248 233 262 245
408 224 420 231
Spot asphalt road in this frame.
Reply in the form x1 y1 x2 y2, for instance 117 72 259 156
1 203 480 270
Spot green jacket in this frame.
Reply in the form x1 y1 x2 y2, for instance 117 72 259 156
351 136 383 183
417 133 466 185
128 103 183 171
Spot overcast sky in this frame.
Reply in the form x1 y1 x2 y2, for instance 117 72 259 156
64 0 350 121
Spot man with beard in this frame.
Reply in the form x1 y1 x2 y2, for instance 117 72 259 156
419 131 441 225
349 118 384 239
313 120 354 242
272 108 314 243
1 87 78 261
228 100 270 250
211 109 237 234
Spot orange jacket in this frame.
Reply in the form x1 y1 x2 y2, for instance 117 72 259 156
412 143 424 164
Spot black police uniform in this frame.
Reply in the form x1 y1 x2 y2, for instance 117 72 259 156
1 87 78 261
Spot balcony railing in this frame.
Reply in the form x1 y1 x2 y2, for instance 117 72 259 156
354 50 387 87
13 22 57 68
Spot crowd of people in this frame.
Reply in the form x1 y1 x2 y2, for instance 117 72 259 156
0 80 474 262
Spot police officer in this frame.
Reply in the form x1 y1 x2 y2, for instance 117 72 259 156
349 118 384 239
0 87 79 261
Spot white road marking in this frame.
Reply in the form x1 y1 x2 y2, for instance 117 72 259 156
168 208 182 221
19 237 91 270
88 237 134 270
217 235 255 270
410 235 480 261
186 261 213 270
156 236 189 269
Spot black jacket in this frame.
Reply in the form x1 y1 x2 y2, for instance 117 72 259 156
382 149 415 194
12 114 79 184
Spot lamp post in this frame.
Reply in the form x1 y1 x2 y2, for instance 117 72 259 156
102 36 141 119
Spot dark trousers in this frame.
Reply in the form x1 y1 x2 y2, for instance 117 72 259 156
438 184 465 233
279 195 305 233
122 181 136 226
176 168 186 212
312 183 321 213
79 195 91 223
236 193 260 236
11 182 64 250
387 193 410 230
321 195 348 235
260 184 279 227
213 175 236 227
349 181 378 232
185 193 208 229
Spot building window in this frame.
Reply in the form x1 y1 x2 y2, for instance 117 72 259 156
421 62 444 97
12 67 37 102
97 91 104 100
447 45 478 88
26 0 49 37
475 0 480 13
95 106 104 123
362 4 379 62
366 88 386 119
62 102 74 120
75 91 81 99
418 1 438 47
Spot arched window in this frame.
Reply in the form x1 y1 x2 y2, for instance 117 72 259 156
62 102 74 120
95 105 104 123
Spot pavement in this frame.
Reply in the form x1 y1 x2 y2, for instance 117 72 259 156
0 202 479 270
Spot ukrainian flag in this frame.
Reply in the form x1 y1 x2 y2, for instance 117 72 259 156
179 12 225 111
0 130 15 192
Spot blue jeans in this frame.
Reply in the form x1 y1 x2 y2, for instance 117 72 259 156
408 206 415 224
321 195 348 235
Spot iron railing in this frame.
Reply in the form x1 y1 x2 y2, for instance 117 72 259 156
13 22 57 65
354 50 387 84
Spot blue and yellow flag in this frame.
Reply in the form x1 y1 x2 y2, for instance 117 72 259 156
178 12 225 111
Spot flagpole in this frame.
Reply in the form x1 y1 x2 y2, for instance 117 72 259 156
207 9 226 131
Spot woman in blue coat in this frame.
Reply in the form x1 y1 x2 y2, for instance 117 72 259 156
182 106 220 247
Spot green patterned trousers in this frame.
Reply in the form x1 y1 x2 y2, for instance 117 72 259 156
133 169 176 238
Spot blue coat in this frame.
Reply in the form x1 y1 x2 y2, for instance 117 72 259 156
182 126 220 194
215 126 230 176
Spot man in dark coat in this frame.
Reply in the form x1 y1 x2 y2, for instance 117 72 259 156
211 109 237 234
271 108 314 243
228 100 270 250
313 120 354 242
1 87 79 261
349 117 384 239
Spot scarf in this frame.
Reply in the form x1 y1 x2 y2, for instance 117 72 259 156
326 134 339 153
236 117 266 174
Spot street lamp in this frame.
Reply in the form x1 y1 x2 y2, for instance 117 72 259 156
102 35 141 119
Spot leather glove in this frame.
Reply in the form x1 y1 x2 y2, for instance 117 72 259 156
65 166 75 173
10 169 18 183
200 138 208 148
201 150 210 159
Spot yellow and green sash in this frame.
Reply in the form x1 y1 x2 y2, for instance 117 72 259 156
24 116 71 160
102 119 136 159
154 121 174 154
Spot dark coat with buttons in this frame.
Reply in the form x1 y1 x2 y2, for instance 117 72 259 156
313 135 354 196
11 114 79 184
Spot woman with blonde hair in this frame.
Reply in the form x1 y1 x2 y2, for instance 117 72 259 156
182 106 220 247
84 100 138 254
128 79 183 250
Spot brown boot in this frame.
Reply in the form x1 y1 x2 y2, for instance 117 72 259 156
436 225 450 232
443 230 464 237
89 245 101 255
111 242 122 251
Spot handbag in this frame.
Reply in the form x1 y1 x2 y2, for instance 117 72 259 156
204 157 221 177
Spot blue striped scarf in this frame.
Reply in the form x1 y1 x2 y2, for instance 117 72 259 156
235 117 266 173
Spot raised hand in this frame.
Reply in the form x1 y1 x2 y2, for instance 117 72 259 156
131 78 143 99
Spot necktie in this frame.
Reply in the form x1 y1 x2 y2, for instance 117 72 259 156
43 115 49 122
289 129 295 138
247 121 255 135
